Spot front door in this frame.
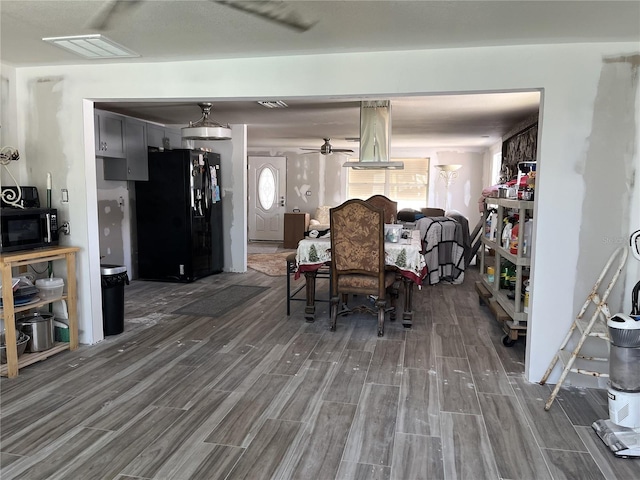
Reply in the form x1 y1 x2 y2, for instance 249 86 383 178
248 156 286 241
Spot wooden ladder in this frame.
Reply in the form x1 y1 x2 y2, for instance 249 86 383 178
539 246 628 410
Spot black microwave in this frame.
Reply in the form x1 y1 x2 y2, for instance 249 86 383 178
0 208 59 253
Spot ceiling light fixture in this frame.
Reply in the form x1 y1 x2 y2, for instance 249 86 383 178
257 101 288 108
182 103 232 140
42 34 139 59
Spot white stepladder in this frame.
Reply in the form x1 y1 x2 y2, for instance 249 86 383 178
539 246 629 411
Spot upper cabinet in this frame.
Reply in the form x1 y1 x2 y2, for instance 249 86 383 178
95 110 126 158
101 116 149 181
147 124 183 150
97 109 183 181
124 118 148 180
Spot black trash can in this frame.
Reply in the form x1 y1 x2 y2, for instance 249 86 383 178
100 265 129 336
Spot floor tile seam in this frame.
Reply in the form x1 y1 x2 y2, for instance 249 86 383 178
393 430 442 440
460 395 521 480
335 378 388 469
1 402 95 452
467 356 519 398
363 375 404 386
0 390 76 420
82 403 184 434
201 440 251 450
477 390 556 480
464 337 521 397
437 409 502 479
507 377 593 453
1 425 115 479
94 340 205 385
540 445 593 455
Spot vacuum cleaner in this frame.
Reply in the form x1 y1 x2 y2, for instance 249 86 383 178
592 278 640 459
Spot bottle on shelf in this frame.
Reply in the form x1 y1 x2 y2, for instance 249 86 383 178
502 222 512 250
485 210 497 241
487 266 495 283
523 219 533 257
510 223 519 255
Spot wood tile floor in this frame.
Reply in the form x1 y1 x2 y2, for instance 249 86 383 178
2 264 639 479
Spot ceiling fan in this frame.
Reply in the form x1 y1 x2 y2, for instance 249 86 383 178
88 0 316 32
301 138 354 155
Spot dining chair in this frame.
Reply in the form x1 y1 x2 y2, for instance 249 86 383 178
366 194 402 298
365 195 398 224
329 199 397 336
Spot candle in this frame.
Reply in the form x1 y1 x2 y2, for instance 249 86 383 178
46 172 52 190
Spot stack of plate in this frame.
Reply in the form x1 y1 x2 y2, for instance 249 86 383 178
0 279 39 307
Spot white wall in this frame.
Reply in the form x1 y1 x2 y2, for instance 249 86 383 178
4 43 639 385
0 64 25 185
252 147 483 224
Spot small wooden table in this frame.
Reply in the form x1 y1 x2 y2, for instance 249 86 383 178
1 246 80 378
295 232 426 327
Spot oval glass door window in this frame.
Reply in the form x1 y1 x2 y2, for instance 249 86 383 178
258 167 276 210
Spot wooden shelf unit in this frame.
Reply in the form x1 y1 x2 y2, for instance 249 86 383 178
479 198 533 344
1 246 80 377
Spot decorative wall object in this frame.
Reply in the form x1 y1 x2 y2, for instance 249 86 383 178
502 123 538 181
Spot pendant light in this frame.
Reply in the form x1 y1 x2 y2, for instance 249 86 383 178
181 103 232 140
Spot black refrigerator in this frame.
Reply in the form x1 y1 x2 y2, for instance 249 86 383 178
135 149 223 282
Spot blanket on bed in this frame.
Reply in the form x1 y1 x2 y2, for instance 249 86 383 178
417 216 466 285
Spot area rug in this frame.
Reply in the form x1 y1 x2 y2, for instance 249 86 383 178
247 252 293 276
172 285 269 317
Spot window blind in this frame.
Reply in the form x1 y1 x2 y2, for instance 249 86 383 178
347 158 430 210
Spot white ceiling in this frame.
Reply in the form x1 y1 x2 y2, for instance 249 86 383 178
2 1 638 151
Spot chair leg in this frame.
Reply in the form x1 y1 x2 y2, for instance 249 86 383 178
341 293 349 309
330 296 339 331
286 260 292 316
377 302 385 337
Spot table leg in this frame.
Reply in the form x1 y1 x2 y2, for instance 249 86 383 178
304 270 318 322
402 277 414 328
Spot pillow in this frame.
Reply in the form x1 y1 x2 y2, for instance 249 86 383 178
314 206 331 225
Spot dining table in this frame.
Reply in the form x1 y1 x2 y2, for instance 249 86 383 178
295 229 427 328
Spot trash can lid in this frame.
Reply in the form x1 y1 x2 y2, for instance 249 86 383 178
100 264 127 275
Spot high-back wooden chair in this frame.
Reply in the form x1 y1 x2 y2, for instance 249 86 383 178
365 195 398 224
329 199 397 336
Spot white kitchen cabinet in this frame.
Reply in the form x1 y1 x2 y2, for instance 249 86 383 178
479 197 534 346
103 118 149 181
95 110 126 158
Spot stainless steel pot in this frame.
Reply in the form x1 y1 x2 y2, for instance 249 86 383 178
16 312 54 352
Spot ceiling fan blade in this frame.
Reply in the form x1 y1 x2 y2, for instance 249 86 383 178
214 0 317 32
87 0 143 30
332 148 354 153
